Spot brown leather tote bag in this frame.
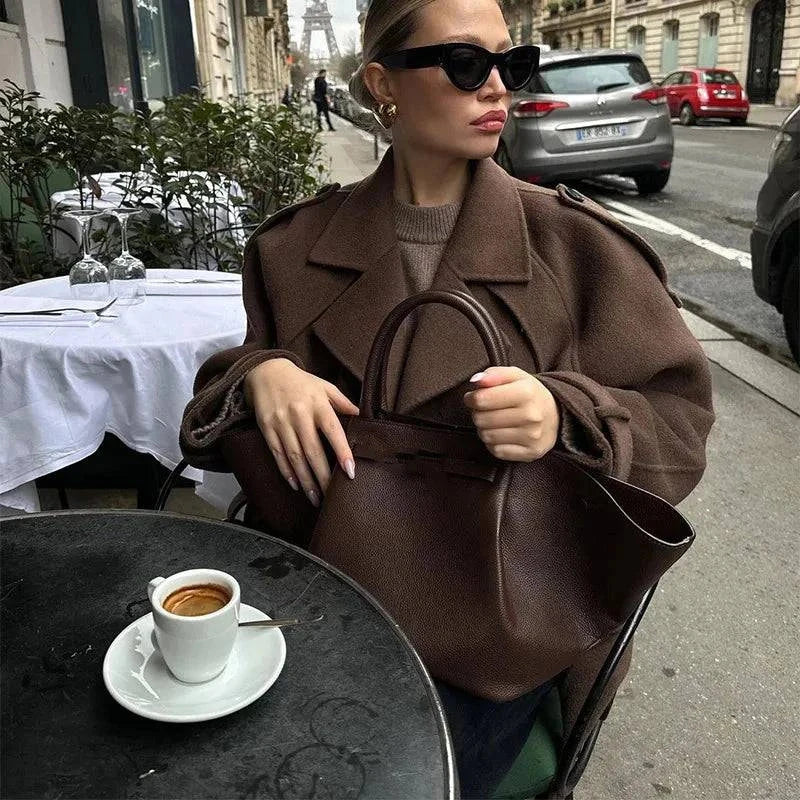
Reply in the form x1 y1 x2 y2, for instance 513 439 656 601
310 290 695 702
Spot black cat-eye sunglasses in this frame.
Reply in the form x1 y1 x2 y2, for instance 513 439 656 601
377 43 540 92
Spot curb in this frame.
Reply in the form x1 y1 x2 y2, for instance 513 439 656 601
675 290 799 373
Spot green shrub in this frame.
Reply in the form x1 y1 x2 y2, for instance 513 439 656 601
0 81 328 287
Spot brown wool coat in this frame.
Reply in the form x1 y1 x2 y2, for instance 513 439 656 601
180 148 714 759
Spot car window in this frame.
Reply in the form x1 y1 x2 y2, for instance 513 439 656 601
680 72 696 85
702 70 738 85
532 57 651 94
662 72 681 86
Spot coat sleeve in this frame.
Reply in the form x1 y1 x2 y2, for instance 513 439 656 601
535 198 715 506
179 214 304 471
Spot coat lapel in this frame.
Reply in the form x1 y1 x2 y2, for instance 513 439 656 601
301 148 537 415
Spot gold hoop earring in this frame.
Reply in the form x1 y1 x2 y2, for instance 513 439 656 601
375 102 398 128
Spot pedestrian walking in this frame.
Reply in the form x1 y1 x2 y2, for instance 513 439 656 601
181 0 714 796
281 85 292 107
313 69 335 131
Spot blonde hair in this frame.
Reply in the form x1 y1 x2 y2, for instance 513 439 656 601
349 0 438 109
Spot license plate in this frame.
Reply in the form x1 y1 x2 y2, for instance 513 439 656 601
575 124 628 142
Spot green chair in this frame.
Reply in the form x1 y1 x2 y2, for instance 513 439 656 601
0 166 76 250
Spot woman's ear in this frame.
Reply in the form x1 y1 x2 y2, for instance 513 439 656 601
363 62 394 106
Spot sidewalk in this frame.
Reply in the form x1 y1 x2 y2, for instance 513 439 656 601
748 103 796 130
321 118 800 800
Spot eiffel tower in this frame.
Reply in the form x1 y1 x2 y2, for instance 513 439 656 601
301 0 340 63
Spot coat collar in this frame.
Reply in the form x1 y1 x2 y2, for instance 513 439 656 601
292 148 534 414
308 146 532 284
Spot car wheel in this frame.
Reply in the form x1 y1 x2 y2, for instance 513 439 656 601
782 265 800 365
494 141 514 176
634 168 671 195
679 103 696 126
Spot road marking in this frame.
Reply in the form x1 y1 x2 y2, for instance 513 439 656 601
595 196 753 269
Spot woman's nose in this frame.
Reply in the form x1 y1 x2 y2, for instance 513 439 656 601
481 66 507 98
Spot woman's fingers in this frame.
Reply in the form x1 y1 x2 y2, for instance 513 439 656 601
464 379 532 412
292 405 332 500
471 406 541 430
317 404 356 480
263 426 300 492
323 380 360 416
276 420 321 507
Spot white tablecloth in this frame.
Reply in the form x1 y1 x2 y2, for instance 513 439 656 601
0 269 246 514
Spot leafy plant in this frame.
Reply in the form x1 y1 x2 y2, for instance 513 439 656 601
0 80 328 288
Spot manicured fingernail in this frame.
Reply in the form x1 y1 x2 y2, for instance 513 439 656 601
344 458 355 480
307 489 319 507
287 477 299 491
470 372 485 383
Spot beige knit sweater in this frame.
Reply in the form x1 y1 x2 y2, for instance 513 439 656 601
386 198 462 409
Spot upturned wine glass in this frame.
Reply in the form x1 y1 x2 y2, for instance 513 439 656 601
108 207 146 305
64 208 110 300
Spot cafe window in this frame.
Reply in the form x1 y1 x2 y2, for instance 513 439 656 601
661 20 680 74
627 25 646 57
698 13 719 67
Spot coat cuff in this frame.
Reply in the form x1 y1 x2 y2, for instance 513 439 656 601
537 371 633 480
180 349 304 470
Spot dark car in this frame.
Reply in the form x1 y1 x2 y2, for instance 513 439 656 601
661 68 749 125
751 105 800 363
496 49 674 195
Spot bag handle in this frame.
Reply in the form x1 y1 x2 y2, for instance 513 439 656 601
361 289 510 419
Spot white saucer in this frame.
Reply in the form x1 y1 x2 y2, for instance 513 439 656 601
103 603 286 723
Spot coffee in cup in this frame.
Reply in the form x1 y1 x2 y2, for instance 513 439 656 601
162 583 232 616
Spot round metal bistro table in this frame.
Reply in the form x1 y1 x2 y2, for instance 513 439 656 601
0 512 456 799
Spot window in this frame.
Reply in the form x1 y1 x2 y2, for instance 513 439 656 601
701 70 738 84
627 25 646 57
661 20 679 74
533 55 651 94
661 72 681 86
698 13 719 67
0 0 8 23
576 31 584 50
592 28 603 48
566 32 573 48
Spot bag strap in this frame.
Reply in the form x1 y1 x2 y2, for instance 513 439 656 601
361 289 510 419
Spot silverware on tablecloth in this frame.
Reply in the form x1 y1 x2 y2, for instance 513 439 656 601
149 277 241 285
238 614 325 629
0 297 119 317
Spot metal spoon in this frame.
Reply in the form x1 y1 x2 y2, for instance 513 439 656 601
239 613 325 629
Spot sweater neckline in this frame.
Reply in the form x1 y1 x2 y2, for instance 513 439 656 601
393 199 462 245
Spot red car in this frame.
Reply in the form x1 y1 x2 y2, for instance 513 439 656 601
660 68 750 125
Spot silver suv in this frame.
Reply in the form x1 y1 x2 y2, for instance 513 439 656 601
496 49 675 194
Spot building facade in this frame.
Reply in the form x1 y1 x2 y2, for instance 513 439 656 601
506 0 799 106
192 0 291 104
0 0 291 110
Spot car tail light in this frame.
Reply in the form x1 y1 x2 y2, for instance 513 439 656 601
632 87 667 106
697 86 709 101
513 100 570 118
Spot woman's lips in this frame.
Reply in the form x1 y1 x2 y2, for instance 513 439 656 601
470 111 507 132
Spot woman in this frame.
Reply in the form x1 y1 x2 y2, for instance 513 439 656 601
182 0 714 795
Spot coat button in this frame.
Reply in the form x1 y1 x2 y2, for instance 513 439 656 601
564 186 585 203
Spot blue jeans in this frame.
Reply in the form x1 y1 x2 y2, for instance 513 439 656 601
435 679 555 799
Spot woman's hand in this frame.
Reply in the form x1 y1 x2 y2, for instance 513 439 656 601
244 358 360 507
463 367 560 462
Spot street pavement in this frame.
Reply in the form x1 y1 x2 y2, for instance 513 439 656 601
323 116 799 800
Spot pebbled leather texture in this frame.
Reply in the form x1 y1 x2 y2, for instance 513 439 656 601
310 290 695 703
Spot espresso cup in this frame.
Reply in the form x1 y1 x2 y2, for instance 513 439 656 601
147 568 241 684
